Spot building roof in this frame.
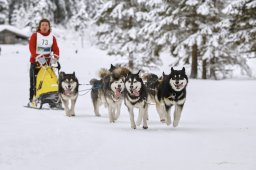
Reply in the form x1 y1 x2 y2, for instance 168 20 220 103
0 25 29 38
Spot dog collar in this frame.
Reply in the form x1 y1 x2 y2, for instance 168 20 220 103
167 92 184 101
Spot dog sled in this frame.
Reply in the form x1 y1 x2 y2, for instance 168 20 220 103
26 53 63 110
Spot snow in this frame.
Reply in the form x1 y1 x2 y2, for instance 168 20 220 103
186 0 199 6
197 2 210 15
246 1 256 8
1 33 256 170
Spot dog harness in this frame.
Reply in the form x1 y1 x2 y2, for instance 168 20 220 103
167 91 184 101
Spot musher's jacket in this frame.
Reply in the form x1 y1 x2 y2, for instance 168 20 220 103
29 31 59 63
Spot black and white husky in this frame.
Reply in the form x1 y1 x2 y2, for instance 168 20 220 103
90 65 129 122
59 72 79 117
124 71 148 129
160 67 188 127
144 67 188 127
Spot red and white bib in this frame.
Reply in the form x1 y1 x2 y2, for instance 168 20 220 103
36 32 53 55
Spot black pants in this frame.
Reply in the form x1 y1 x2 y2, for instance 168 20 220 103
29 63 39 101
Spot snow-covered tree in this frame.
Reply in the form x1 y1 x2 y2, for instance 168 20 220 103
84 0 103 19
95 0 164 71
54 0 68 24
10 3 27 28
163 0 220 79
0 0 9 24
223 0 256 58
69 0 90 47
27 0 56 31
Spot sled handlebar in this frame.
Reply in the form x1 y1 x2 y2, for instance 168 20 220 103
36 53 59 66
35 53 59 60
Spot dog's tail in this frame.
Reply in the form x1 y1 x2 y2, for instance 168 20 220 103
112 67 131 78
89 78 99 85
98 68 111 78
143 73 159 81
90 78 102 90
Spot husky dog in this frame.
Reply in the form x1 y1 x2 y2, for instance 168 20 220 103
144 67 188 127
124 71 148 129
90 65 129 122
59 72 79 117
143 73 166 122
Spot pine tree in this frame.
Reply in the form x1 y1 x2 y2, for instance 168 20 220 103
0 0 9 24
69 0 90 47
84 0 103 19
26 0 56 31
223 0 256 57
10 3 27 28
54 0 68 24
95 0 164 71
164 0 220 79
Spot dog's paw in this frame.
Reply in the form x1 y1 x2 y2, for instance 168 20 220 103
166 120 171 126
109 119 115 123
71 111 75 117
95 113 101 117
173 121 179 127
136 120 142 126
160 119 166 123
131 124 136 129
143 126 148 129
66 110 73 117
114 115 120 121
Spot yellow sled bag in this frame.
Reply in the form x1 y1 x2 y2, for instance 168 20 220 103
32 53 62 109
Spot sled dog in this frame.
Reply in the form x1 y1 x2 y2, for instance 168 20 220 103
124 71 148 129
143 73 166 122
156 67 188 127
59 72 79 117
90 65 130 122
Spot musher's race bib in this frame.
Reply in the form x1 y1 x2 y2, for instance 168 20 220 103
36 33 53 55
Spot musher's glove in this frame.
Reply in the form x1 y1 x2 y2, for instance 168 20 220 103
51 56 59 65
37 57 46 65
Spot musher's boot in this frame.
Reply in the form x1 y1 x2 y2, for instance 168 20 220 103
28 97 37 108
28 101 37 108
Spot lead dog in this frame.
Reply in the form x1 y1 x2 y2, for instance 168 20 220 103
160 67 188 127
144 67 188 127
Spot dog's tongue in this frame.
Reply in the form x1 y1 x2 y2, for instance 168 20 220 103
65 89 71 96
175 83 183 89
115 88 122 97
131 89 140 96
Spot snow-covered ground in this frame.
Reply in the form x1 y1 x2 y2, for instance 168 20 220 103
0 36 256 170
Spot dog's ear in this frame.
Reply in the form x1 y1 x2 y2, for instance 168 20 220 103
171 67 174 72
73 72 75 76
59 72 65 79
162 72 166 77
182 67 185 73
110 64 116 71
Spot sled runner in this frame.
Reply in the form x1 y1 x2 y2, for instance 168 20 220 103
28 53 62 110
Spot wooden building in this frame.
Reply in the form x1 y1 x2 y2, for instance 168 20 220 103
0 25 29 44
